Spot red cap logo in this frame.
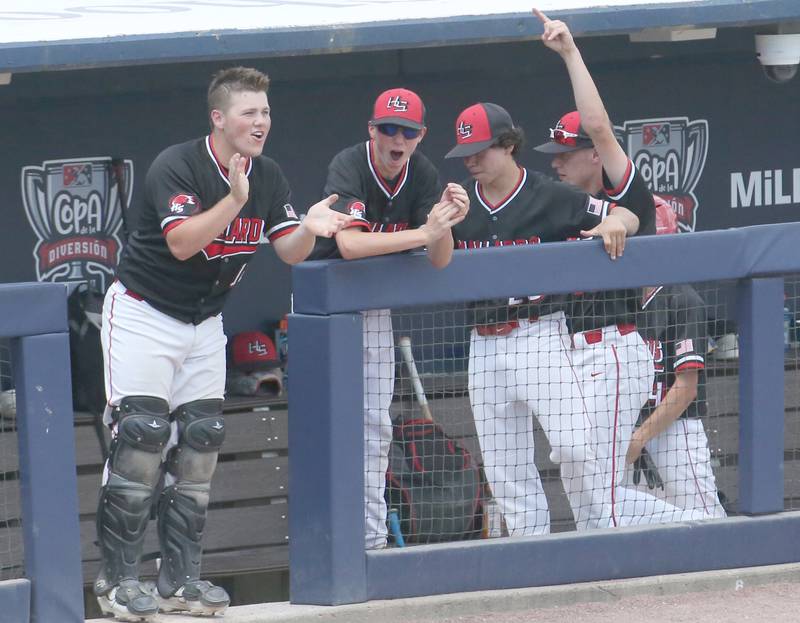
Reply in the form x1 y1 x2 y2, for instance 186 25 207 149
231 331 280 371
455 105 492 145
371 88 425 129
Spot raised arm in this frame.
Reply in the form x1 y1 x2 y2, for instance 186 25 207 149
533 8 629 187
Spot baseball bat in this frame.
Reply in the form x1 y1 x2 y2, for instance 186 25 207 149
398 336 433 421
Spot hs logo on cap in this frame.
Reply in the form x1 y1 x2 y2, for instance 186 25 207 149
458 121 473 139
386 96 408 112
249 340 268 355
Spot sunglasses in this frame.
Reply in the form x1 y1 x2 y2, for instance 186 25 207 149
549 127 581 145
376 123 422 140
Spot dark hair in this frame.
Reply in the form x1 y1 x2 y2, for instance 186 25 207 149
207 67 270 117
495 126 526 157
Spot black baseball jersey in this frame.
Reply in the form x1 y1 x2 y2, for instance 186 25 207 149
453 166 620 325
637 284 708 420
311 140 442 259
116 136 300 324
567 160 656 333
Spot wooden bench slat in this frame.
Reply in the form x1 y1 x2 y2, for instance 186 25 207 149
80 503 289 563
69 455 289 516
72 408 289 468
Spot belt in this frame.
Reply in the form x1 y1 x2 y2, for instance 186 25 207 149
580 322 636 345
115 279 144 301
475 315 542 337
124 289 144 301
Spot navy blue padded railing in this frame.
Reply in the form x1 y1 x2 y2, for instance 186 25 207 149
0 283 83 623
288 222 799 605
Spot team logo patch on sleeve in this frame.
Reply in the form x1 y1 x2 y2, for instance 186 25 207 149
283 203 298 219
169 193 200 215
347 201 366 219
586 196 605 216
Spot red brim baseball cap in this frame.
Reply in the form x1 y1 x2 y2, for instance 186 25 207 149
534 110 594 153
370 87 425 130
445 103 514 159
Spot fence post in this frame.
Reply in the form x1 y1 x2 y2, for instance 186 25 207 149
737 277 785 514
12 333 84 623
288 312 367 605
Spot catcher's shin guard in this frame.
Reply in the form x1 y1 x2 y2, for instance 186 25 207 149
156 399 226 601
94 396 170 596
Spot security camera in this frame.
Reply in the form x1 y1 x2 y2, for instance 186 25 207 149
755 34 800 83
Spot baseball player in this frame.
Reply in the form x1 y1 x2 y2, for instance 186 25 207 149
530 9 712 529
446 93 650 534
95 67 351 622
319 87 468 549
626 212 726 520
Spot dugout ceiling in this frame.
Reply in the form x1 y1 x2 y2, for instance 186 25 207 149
0 0 799 332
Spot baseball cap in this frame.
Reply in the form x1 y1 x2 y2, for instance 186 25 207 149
654 195 679 235
534 111 594 154
370 88 425 130
445 103 515 159
231 331 280 371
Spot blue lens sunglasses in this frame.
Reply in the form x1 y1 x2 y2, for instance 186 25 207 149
376 123 422 140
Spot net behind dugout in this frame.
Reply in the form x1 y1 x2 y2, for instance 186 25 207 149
0 340 24 580
363 280 745 548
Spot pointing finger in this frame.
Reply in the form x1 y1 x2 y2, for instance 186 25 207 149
532 7 549 24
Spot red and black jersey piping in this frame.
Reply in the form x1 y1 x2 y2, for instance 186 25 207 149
311 140 442 260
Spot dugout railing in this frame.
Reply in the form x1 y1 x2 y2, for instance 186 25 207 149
0 283 84 623
288 221 799 605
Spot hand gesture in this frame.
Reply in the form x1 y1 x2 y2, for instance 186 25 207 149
441 182 470 217
581 213 627 260
422 200 466 246
302 194 353 238
533 8 577 57
228 153 250 206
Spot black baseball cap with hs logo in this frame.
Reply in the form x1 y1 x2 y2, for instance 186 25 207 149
445 103 515 159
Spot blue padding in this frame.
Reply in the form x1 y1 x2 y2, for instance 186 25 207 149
12 334 84 622
737 278 785 513
0 282 69 338
366 514 800 599
0 580 30 623
1 0 798 72
293 222 800 314
288 313 367 605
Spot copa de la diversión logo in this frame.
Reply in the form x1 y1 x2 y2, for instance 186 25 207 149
21 157 133 291
615 117 709 232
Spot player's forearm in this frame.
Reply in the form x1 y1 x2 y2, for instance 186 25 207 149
562 48 629 186
608 206 640 235
638 372 698 444
335 228 428 260
426 232 455 269
165 194 243 261
273 222 316 265
562 48 608 139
